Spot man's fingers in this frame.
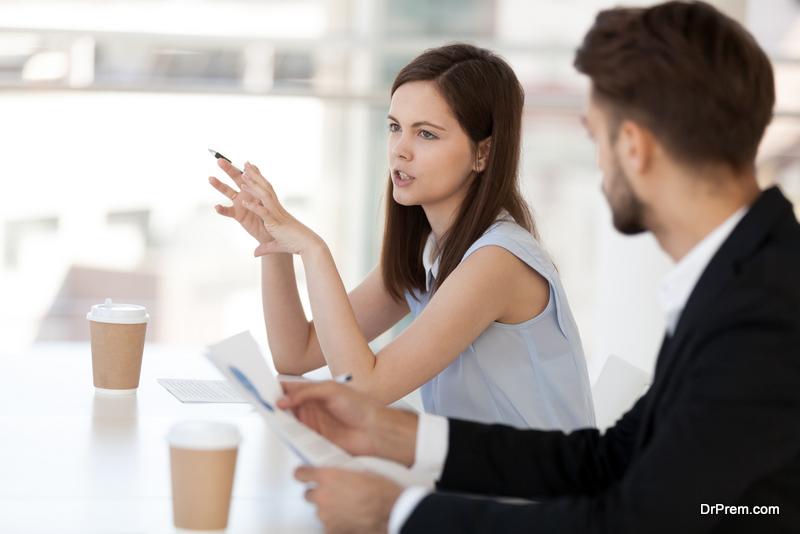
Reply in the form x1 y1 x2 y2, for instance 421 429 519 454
280 380 313 395
293 403 321 429
280 381 344 409
295 466 319 483
277 381 316 408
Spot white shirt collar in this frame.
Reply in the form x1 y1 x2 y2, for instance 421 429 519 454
422 231 439 292
421 213 514 292
658 205 748 336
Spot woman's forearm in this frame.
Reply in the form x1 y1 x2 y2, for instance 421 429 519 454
261 254 322 374
300 240 377 378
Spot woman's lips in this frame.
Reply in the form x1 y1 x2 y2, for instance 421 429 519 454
392 170 415 187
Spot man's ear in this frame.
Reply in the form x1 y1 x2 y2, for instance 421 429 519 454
615 120 655 178
475 137 491 171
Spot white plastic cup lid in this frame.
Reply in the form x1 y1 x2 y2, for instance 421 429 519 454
86 298 150 324
167 421 242 450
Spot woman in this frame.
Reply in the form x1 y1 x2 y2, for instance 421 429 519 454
209 44 594 431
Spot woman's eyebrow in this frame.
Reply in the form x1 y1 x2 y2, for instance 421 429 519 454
387 114 447 131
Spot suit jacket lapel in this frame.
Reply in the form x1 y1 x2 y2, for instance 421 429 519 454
666 187 790 361
631 260 737 453
632 186 792 454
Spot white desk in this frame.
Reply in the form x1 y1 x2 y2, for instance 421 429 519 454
0 342 322 533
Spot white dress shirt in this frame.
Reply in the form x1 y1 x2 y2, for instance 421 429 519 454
388 204 749 534
658 206 747 335
388 413 449 534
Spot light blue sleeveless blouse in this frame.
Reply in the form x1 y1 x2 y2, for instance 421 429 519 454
405 220 595 431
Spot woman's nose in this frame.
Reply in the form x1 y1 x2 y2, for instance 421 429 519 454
391 134 412 161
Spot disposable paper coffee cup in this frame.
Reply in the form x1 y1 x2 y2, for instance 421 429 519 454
167 421 242 532
87 298 150 394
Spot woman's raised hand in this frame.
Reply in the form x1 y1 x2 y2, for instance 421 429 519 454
208 158 274 245
239 161 323 257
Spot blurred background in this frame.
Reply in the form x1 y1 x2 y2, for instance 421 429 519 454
1 0 799 383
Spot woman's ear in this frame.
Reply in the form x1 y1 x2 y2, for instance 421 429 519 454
475 137 491 171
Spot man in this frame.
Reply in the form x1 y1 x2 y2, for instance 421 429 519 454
277 2 800 532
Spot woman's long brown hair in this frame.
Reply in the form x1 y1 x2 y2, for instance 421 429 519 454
381 43 536 301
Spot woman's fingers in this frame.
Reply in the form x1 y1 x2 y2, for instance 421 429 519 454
214 204 235 219
239 162 285 218
243 162 278 196
214 157 267 195
241 180 284 220
253 240 285 256
240 179 269 202
241 183 284 219
208 176 240 202
217 158 244 188
242 199 275 224
241 172 273 200
209 176 239 219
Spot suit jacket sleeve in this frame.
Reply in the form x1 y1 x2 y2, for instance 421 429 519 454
402 286 800 533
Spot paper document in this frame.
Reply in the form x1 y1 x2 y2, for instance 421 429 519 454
206 331 434 488
157 378 245 403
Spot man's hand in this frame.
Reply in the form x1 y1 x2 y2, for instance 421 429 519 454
296 466 403 534
278 381 418 466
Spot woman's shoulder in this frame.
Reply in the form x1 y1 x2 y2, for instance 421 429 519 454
465 218 555 275
470 218 547 256
482 217 534 240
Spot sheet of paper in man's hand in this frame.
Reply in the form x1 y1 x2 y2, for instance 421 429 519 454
205 331 433 488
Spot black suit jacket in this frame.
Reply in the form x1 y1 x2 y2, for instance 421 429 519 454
403 186 800 533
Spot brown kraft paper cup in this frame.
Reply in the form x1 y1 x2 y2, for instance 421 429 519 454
170 447 238 531
90 321 147 391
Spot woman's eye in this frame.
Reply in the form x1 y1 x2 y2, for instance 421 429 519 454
388 123 400 132
420 130 437 140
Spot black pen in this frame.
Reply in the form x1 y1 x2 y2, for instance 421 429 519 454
333 373 352 384
208 148 243 173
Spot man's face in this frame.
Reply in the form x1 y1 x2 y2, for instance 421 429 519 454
583 94 647 235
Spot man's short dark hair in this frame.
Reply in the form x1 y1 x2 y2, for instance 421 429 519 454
574 0 775 171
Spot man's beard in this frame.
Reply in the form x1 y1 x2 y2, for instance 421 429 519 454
604 153 647 235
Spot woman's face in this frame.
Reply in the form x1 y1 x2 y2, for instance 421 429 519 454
387 81 478 215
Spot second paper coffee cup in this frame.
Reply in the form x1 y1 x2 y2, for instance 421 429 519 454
167 421 242 532
87 298 149 394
